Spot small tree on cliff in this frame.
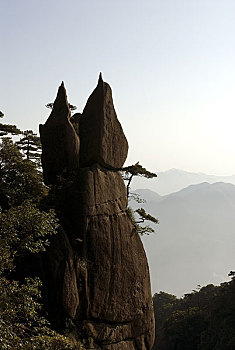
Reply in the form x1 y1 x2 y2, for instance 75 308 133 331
45 102 77 113
121 162 159 235
122 162 157 199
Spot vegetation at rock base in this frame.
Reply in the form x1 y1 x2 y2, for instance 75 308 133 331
0 115 84 349
152 272 235 350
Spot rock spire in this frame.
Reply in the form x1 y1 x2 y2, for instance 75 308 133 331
39 82 80 185
39 75 155 349
79 74 128 168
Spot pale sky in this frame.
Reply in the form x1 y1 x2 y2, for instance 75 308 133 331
2 0 235 175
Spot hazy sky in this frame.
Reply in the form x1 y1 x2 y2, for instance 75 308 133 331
2 0 235 175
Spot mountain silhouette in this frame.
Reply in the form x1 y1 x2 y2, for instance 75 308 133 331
132 168 235 195
132 182 235 296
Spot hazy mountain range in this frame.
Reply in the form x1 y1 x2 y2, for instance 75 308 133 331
132 168 235 195
132 181 235 297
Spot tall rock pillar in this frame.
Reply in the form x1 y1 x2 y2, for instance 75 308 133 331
40 75 155 350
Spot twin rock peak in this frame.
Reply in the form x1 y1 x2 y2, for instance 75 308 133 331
38 75 155 350
40 73 128 185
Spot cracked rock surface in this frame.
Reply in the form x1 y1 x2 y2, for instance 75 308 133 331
39 76 155 349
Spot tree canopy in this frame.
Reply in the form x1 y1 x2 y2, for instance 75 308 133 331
0 116 84 349
0 138 46 208
152 274 235 350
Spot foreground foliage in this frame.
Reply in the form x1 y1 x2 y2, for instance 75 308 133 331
0 202 84 349
0 117 84 349
0 138 46 209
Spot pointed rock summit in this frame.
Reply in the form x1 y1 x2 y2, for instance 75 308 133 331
98 71 103 82
47 81 70 122
79 74 128 168
39 82 80 185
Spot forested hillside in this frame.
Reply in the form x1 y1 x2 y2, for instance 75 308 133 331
0 116 84 349
152 272 235 350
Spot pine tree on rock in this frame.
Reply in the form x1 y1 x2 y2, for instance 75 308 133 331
122 162 159 235
16 130 42 165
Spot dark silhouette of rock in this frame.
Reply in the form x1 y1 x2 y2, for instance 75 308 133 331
41 227 79 325
39 82 80 185
79 73 128 168
39 76 155 349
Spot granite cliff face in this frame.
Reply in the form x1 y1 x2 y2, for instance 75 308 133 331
79 73 128 168
39 76 155 349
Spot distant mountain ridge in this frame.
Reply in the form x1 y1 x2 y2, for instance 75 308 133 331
133 182 235 297
132 168 235 195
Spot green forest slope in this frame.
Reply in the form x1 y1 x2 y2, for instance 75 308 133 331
152 272 235 350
